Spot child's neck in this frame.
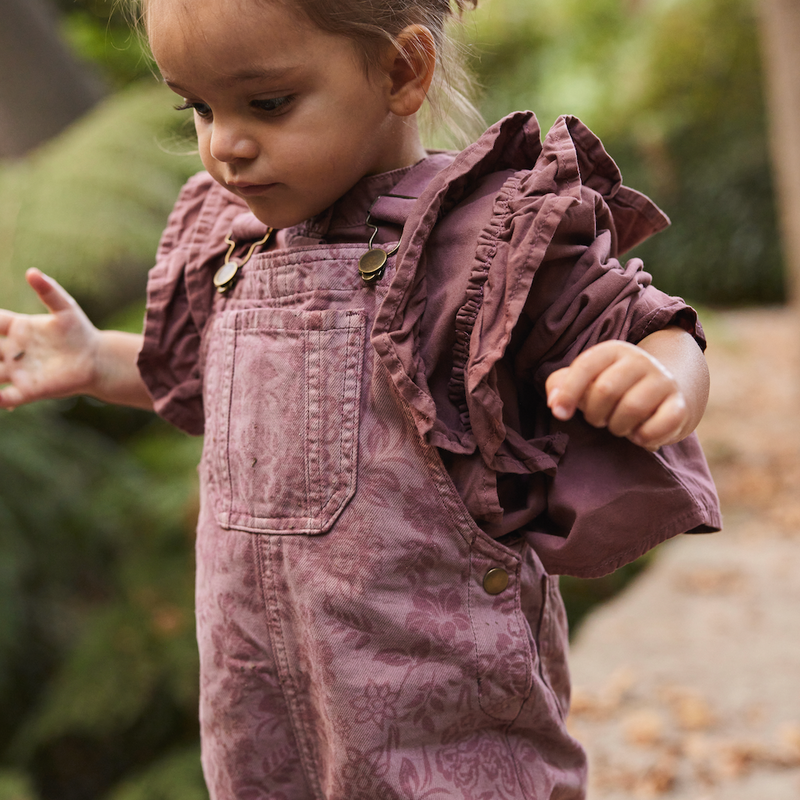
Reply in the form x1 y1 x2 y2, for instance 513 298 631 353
366 115 428 175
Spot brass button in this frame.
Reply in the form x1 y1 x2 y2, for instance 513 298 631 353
483 567 509 595
213 260 240 293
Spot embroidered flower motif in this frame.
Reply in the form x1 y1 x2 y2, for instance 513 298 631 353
394 539 446 587
339 744 402 799
298 522 385 599
351 681 401 730
331 714 352 741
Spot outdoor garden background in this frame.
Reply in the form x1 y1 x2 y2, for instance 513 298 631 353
0 0 796 798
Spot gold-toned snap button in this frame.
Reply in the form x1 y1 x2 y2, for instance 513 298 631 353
483 567 509 595
213 260 240 293
358 248 388 282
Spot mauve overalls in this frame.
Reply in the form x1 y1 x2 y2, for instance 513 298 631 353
140 113 721 800
194 231 584 800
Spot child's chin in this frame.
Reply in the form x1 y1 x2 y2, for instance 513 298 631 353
242 198 309 231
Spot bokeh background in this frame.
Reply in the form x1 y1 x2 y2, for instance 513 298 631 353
0 0 796 797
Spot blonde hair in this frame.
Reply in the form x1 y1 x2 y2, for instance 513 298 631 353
126 0 485 147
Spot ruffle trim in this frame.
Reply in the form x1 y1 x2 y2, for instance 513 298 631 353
376 111 671 476
372 113 549 447
447 178 512 432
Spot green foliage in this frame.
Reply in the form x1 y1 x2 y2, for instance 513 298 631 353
0 81 201 322
0 770 35 800
49 0 153 88
59 11 155 88
472 0 782 305
0 405 203 799
0 8 206 796
105 748 207 800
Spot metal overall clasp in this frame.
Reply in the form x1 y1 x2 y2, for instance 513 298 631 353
214 228 274 293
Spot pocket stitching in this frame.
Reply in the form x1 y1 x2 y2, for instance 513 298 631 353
208 308 365 534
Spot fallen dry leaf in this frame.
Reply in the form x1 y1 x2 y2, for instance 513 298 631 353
634 754 678 797
624 709 666 747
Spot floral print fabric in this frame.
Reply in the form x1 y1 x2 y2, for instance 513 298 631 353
195 243 586 798
137 112 722 798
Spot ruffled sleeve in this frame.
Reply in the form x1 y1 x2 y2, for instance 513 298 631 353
460 117 720 573
137 172 249 435
456 115 703 472
373 112 721 576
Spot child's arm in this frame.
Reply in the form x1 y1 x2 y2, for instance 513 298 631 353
0 269 153 411
545 325 708 452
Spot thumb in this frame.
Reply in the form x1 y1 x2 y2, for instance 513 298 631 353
545 367 575 421
26 269 78 315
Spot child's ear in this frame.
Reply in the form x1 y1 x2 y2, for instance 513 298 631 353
384 25 436 117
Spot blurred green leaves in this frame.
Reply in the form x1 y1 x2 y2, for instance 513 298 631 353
0 770 36 800
0 3 206 794
0 81 201 320
105 749 207 800
472 0 782 304
59 9 154 88
0 404 203 799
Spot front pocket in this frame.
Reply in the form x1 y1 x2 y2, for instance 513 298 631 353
203 307 366 534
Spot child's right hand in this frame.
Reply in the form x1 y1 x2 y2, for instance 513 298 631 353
0 269 102 410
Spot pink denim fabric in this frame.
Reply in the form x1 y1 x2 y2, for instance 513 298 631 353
194 249 585 796
138 113 722 799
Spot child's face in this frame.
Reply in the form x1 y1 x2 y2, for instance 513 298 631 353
148 0 420 228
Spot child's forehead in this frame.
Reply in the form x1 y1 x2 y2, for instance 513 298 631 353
148 0 372 91
147 0 326 68
146 0 307 36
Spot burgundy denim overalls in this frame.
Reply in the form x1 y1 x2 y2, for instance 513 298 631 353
141 113 721 800
193 195 586 800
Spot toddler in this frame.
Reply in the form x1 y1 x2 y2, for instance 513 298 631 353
0 0 721 797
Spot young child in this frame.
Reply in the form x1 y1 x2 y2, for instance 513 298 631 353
0 0 721 797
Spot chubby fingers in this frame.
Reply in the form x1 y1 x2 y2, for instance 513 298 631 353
0 384 25 410
628 392 688 451
0 272 70 335
546 341 640 423
546 341 689 450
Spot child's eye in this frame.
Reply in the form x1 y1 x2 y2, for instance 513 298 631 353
252 96 294 114
174 100 212 119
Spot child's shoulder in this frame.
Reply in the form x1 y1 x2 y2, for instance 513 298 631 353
442 113 669 257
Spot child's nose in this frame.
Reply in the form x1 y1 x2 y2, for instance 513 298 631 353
209 121 259 163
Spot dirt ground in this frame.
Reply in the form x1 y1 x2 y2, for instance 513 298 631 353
567 307 800 800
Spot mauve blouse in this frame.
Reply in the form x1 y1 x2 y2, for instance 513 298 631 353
139 112 721 578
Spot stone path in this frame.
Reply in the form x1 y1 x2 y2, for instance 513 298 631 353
567 307 800 799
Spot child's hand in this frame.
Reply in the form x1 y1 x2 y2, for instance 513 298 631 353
0 269 100 410
545 338 694 451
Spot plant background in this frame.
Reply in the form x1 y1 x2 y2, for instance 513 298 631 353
0 0 779 797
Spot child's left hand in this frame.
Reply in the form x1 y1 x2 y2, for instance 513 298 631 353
545 337 695 452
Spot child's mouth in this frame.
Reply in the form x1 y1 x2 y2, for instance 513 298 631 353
229 182 277 197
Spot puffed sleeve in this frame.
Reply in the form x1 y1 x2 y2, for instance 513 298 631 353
460 119 721 576
137 172 219 435
375 111 720 578
513 184 702 390
458 115 702 472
